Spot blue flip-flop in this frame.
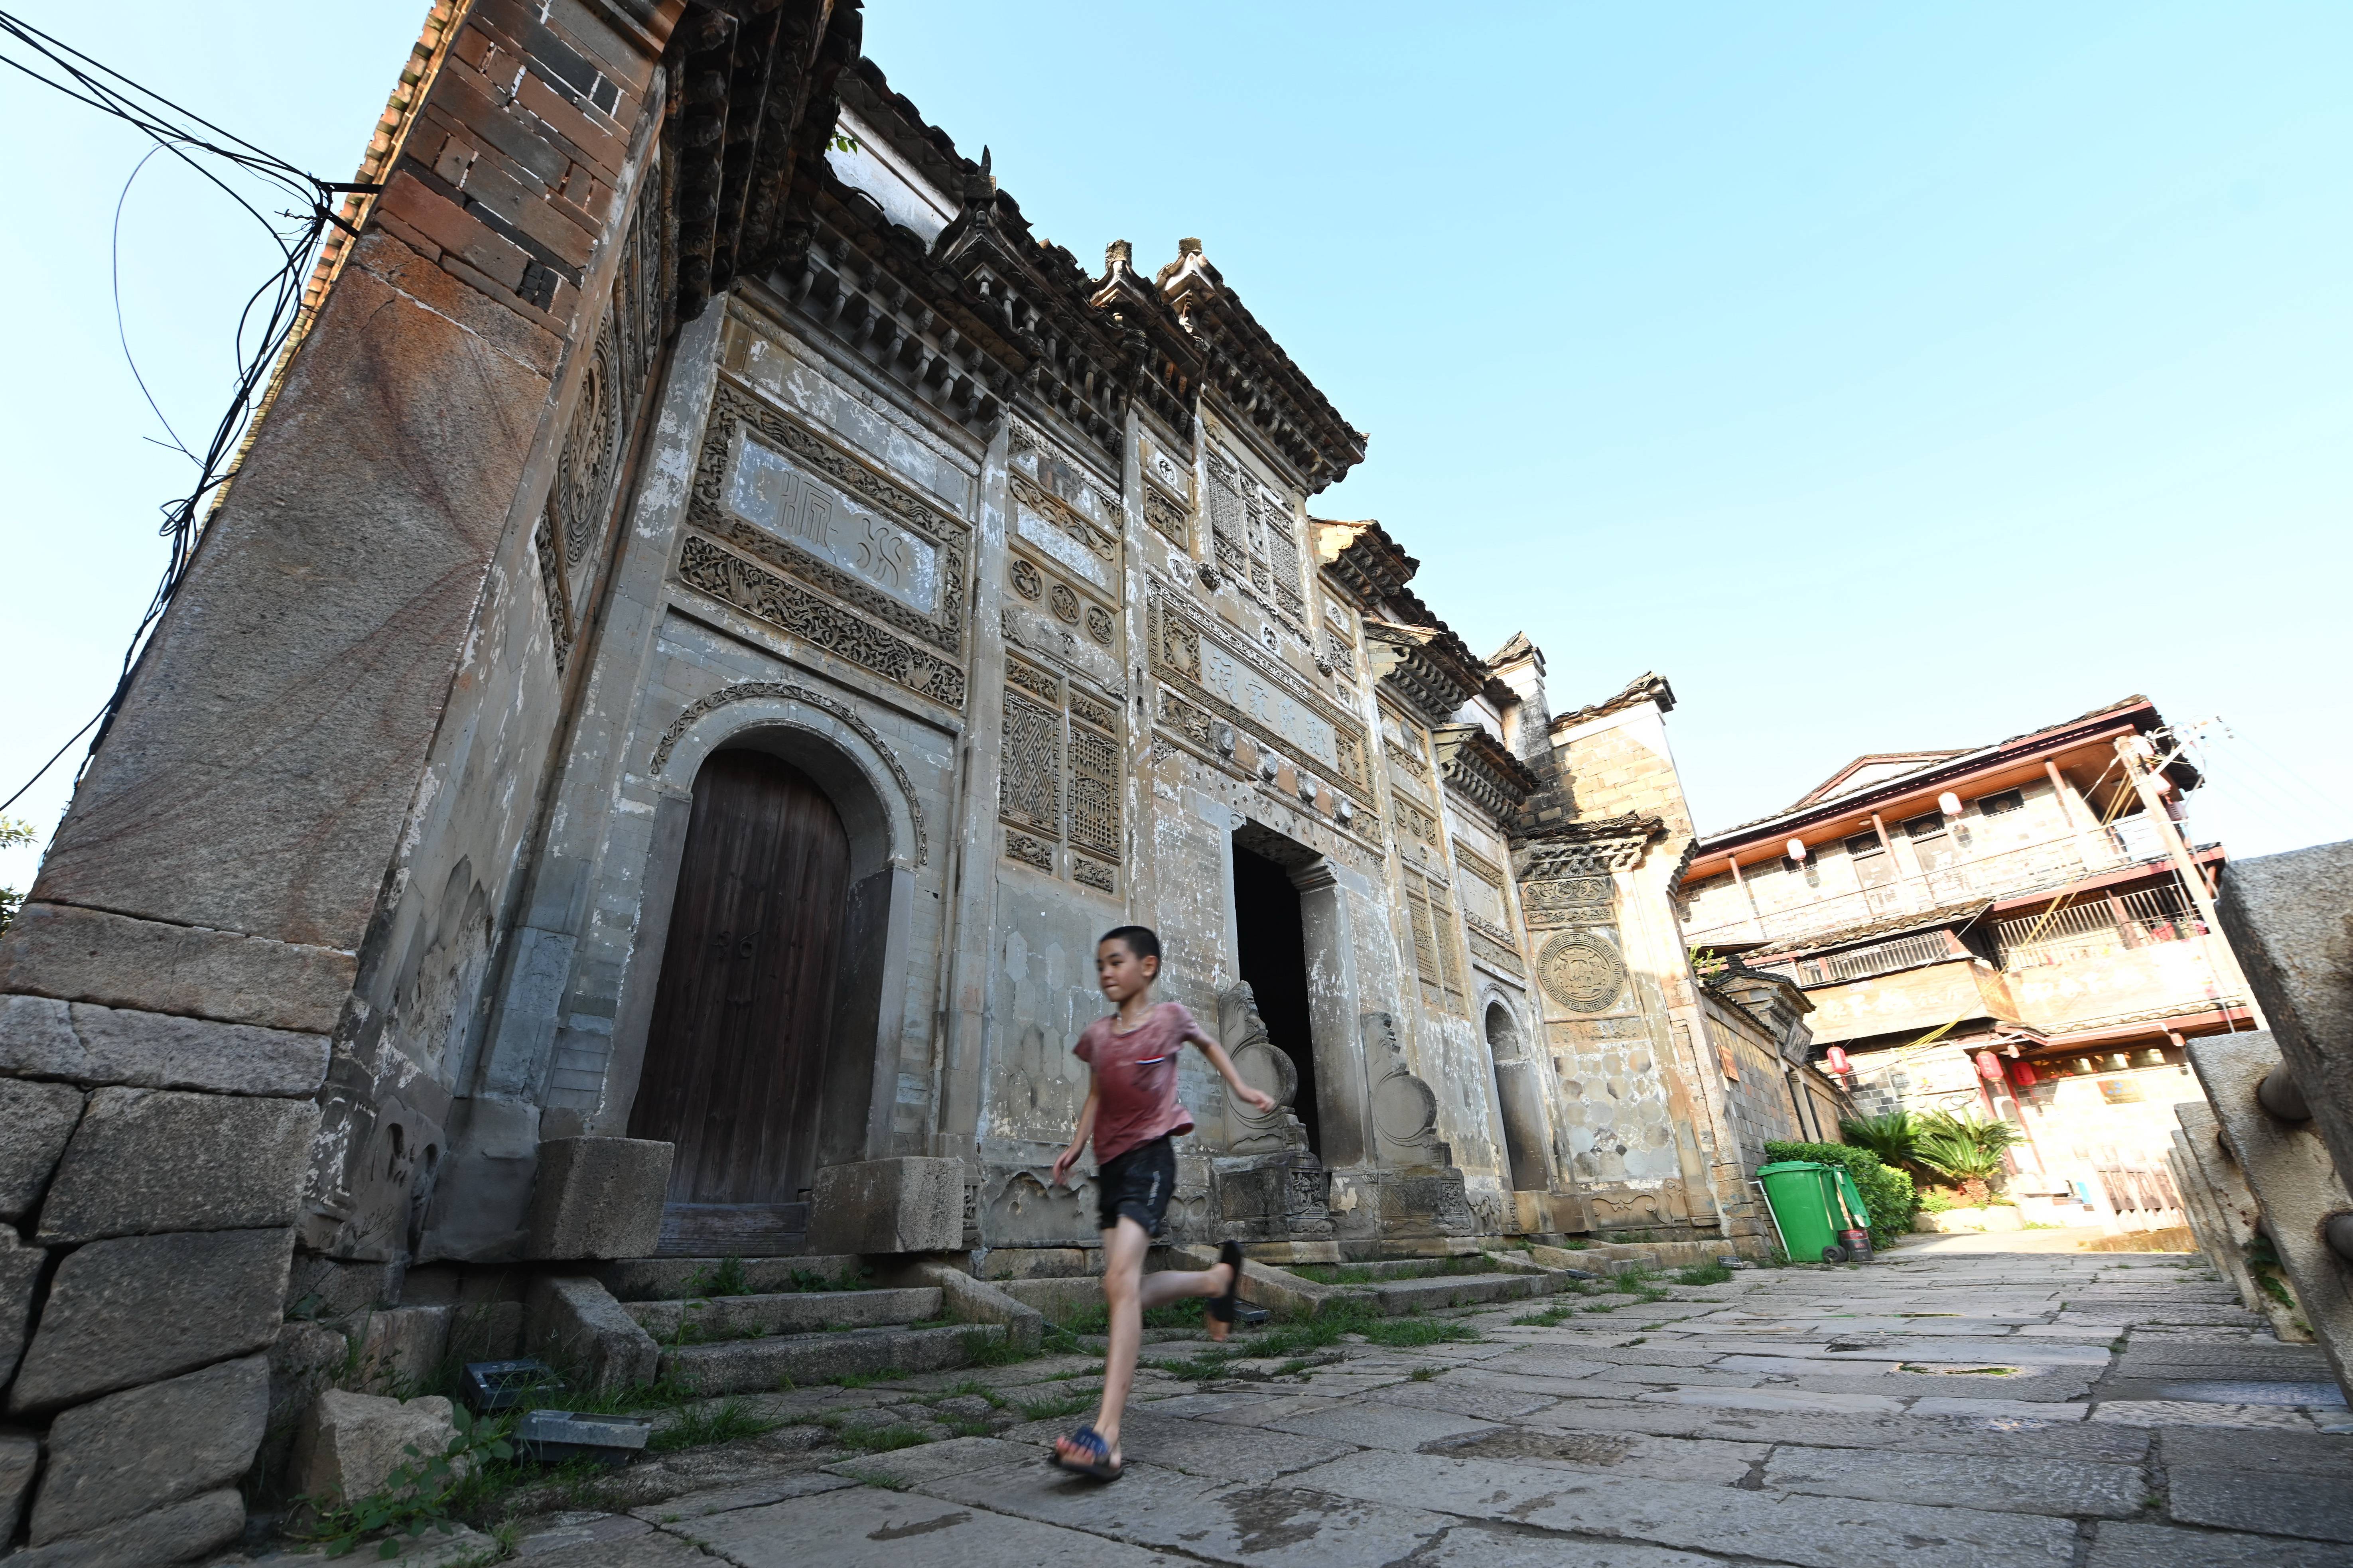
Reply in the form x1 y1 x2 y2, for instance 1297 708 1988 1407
1052 1424 1123 1481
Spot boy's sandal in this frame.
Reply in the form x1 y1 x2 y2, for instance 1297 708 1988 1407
1051 1424 1123 1481
1206 1240 1246 1325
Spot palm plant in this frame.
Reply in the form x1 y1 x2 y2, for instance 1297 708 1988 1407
1910 1110 2022 1204
1836 1111 1919 1171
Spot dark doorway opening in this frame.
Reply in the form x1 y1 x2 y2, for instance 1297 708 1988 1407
1232 841 1320 1154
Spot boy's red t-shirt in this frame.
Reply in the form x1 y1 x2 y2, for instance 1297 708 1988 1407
1073 1001 1198 1164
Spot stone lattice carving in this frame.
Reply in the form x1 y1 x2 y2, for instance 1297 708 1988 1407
1521 874 1614 930
1205 448 1250 581
1067 725 1120 860
1048 583 1081 624
1536 932 1626 1013
674 536 968 709
647 679 928 865
1084 603 1115 647
1010 558 1042 600
999 688 1062 838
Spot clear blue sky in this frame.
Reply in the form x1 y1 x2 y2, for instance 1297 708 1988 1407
4 2 2348 904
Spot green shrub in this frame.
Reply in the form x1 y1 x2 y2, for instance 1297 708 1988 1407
1762 1139 1918 1249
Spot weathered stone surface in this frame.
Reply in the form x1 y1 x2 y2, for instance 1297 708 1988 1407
2087 1519 2353 1566
335 1303 454 1394
9 1228 291 1413
0 1077 83 1219
1 1430 37 1544
1761 1442 2146 1518
0 995 327 1099
286 1388 459 1509
807 1156 964 1254
1 1228 44 1385
283 1255 404 1319
36 1087 319 1243
525 1275 660 1392
0 905 353 1036
2168 1466 2353 1541
2188 1031 2353 1406
2216 841 2353 1184
260 1321 351 1493
671 1482 1203 1568
4 1485 242 1566
525 1136 672 1260
29 1353 267 1544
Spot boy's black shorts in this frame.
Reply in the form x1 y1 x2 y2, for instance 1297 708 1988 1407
1095 1136 1175 1235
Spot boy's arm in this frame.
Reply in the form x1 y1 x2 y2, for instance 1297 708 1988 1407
1184 1020 1276 1113
1050 1071 1100 1188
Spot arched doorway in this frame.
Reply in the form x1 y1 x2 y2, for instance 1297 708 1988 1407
630 748 853 1253
1486 1001 1549 1194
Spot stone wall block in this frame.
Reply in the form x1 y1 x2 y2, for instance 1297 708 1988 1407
28 1353 267 1545
4 1486 243 1566
524 1136 672 1259
336 1304 453 1394
807 1157 964 1255
0 1078 83 1221
2216 841 2353 1183
0 995 326 1099
0 1428 34 1542
9 1228 292 1414
0 906 353 1037
2187 1030 2353 1405
1 1229 44 1388
285 1389 459 1511
262 1322 351 1495
37 1088 319 1244
522 1276 658 1393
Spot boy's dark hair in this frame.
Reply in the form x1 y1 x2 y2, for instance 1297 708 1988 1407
1099 925 1161 963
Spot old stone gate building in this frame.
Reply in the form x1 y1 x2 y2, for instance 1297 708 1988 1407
0 2 1841 1555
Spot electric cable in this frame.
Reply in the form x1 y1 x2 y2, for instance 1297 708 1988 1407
0 9 379 816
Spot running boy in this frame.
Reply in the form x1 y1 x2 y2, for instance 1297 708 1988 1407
1047 925 1275 1480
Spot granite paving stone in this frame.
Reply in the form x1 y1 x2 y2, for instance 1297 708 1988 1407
1760 1444 2147 1518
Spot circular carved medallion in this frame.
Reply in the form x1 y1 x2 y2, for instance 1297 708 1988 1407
1010 559 1042 600
1372 1071 1439 1144
1085 604 1115 646
1537 933 1625 1013
1049 583 1082 625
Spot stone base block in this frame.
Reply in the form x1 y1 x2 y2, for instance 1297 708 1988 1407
36 1088 319 1244
0 994 327 1099
5 1485 242 1567
286 1388 459 1509
30 1354 266 1545
524 1276 659 1393
337 1304 453 1394
1510 1190 1586 1236
0 1079 83 1222
525 1136 672 1261
2188 1030 2353 1406
9 1227 291 1414
807 1157 964 1255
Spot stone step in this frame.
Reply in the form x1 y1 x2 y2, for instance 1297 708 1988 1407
623 1286 941 1340
593 1256 866 1302
658 1321 1003 1393
1356 1271 1558 1314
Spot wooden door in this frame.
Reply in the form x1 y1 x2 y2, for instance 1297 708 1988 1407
631 748 851 1254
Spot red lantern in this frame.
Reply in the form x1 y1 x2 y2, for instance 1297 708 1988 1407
2011 1060 2038 1087
1976 1050 2004 1081
1825 1046 1852 1076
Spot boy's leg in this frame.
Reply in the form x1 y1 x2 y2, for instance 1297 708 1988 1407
1082 1215 1152 1458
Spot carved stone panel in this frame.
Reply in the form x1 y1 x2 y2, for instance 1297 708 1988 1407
999 688 1062 838
674 536 968 709
1536 931 1627 1014
1521 874 1614 930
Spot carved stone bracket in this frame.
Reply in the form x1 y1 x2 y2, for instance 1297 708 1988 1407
1360 1011 1453 1170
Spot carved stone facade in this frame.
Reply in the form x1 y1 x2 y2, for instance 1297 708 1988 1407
0 16 1798 1549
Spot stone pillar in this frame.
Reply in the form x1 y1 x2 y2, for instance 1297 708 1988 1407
1293 861 1374 1170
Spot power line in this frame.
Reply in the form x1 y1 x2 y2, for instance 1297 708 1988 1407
0 9 378 816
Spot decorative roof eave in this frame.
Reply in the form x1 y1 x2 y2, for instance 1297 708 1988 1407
1551 672 1676 733
670 0 863 322
1157 241 1366 492
1693 695 2174 855
1363 620 1486 725
1312 518 1417 608
1431 723 1541 819
1510 810 1669 875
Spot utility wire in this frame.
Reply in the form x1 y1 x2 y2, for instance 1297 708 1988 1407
0 9 378 816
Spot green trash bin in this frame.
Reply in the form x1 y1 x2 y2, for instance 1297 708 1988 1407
1757 1160 1850 1264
